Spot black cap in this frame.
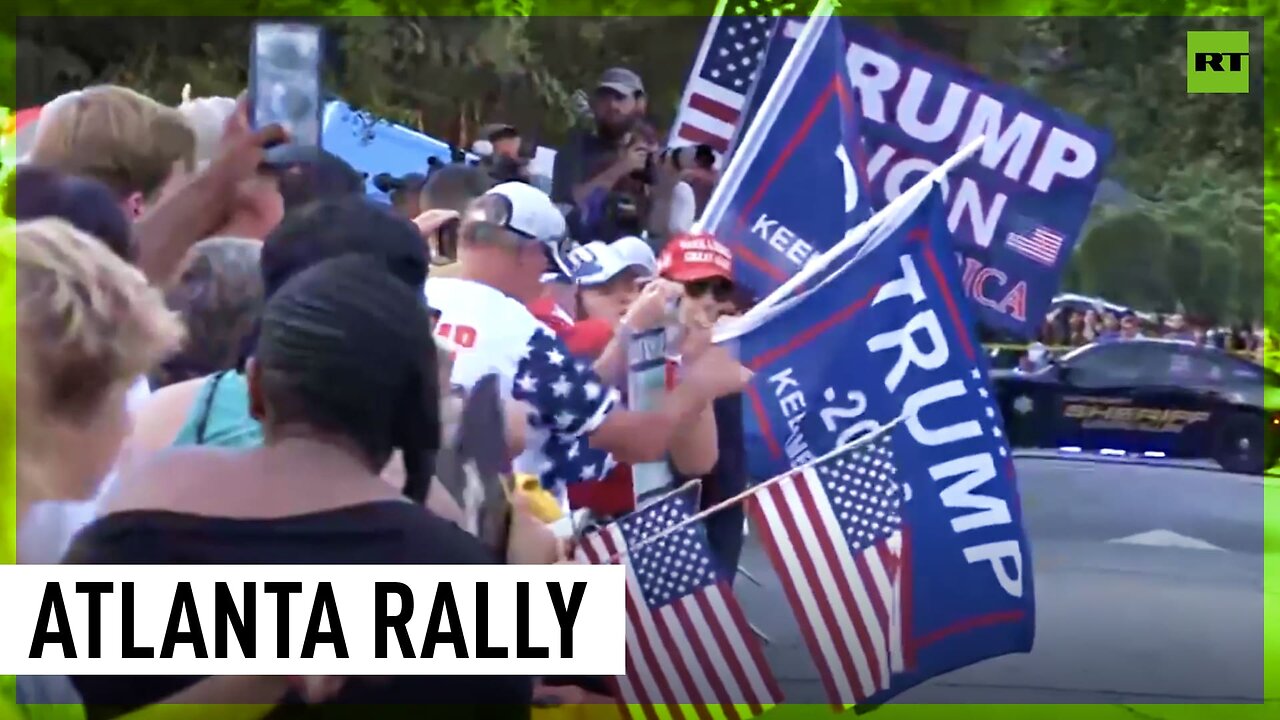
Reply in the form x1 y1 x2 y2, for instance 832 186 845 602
373 172 429 196
275 149 365 213
479 123 520 142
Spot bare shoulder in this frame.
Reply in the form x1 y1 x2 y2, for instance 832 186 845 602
127 377 210 458
101 445 239 517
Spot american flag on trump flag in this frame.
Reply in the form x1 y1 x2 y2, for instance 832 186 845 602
1003 213 1067 267
1005 225 1066 267
577 484 783 720
669 2 795 154
746 430 909 710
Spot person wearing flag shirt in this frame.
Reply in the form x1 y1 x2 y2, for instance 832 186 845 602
423 182 751 505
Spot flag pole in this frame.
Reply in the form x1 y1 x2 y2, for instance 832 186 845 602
607 410 912 563
750 133 987 317
709 135 985 346
696 0 836 234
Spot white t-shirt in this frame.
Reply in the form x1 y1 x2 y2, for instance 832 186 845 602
667 180 697 236
17 376 152 564
425 277 619 491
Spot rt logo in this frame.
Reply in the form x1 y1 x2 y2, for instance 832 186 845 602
1187 31 1250 94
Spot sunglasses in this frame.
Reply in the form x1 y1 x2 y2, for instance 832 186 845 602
683 277 735 303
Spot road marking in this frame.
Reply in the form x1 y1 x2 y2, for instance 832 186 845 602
1107 529 1226 551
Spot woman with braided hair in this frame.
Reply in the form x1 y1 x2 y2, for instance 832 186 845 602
65 256 534 717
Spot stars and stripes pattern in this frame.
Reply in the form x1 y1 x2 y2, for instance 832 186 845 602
512 327 617 489
746 430 907 710
578 485 783 720
1005 225 1066 267
670 2 792 153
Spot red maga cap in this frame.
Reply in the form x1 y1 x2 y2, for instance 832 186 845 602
658 232 734 283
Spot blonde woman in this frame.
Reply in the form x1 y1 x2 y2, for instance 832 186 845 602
8 219 342 716
28 86 196 219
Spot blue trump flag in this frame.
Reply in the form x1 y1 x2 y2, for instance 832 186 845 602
751 18 1113 338
724 184 1034 706
700 13 873 299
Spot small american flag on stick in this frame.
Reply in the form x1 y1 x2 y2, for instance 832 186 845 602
747 429 908 710
669 1 797 154
578 484 783 720
1005 224 1066 267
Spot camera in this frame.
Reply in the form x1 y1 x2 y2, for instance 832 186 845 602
598 191 645 244
630 149 657 186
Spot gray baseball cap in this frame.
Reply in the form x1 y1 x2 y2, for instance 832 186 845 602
597 67 645 96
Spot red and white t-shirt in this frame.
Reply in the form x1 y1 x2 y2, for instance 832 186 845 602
425 277 620 492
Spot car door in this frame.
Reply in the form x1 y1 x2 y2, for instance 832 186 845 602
1050 343 1177 453
1124 346 1222 458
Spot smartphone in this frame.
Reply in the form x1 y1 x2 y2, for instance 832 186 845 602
250 22 323 165
435 217 460 262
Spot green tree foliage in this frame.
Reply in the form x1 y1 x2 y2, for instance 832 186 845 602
4 0 1274 326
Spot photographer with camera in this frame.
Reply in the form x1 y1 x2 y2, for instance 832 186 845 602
552 68 661 243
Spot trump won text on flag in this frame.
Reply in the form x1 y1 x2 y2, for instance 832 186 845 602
578 484 783 720
748 430 908 710
751 17 1113 337
721 184 1035 706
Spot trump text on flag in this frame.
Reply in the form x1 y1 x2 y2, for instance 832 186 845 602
1 564 626 676
763 18 1112 336
734 186 1034 704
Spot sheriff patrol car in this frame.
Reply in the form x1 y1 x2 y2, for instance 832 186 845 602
991 339 1280 475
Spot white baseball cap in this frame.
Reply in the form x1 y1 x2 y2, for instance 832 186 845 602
467 181 573 276
570 236 658 287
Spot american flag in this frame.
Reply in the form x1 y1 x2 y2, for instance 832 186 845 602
746 431 907 710
669 2 793 153
1005 225 1066 267
578 485 783 720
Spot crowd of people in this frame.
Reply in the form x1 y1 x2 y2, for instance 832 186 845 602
1032 306 1268 354
4 66 749 719
991 303 1274 373
8 53 1276 719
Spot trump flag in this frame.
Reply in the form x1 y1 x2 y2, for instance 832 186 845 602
752 18 1113 337
699 12 873 299
725 183 1035 706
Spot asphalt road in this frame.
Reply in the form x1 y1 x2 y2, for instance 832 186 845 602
733 454 1272 705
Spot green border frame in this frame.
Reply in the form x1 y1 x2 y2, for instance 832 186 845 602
1 1 1274 717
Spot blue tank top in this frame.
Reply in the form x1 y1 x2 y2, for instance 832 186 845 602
170 371 263 448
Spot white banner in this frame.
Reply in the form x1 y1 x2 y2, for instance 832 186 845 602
0 564 626 676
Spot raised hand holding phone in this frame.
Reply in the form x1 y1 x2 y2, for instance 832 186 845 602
249 22 323 166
